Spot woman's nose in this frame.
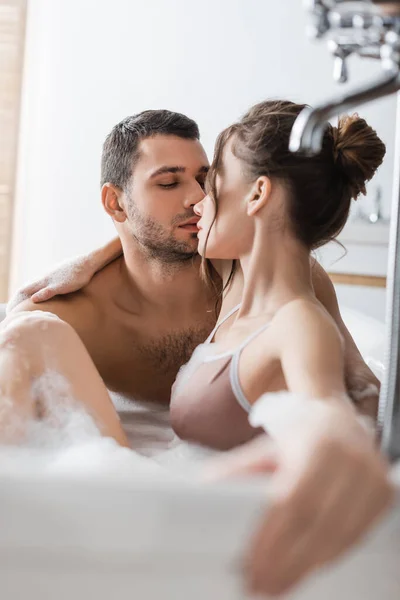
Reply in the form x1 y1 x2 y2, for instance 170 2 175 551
193 197 205 216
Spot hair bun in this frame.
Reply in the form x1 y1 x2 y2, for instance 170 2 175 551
331 114 386 200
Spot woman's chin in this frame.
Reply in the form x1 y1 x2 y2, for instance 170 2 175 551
198 245 216 259
196 235 223 259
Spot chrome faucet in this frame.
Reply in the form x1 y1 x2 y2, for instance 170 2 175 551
290 2 400 154
291 0 400 461
289 67 400 154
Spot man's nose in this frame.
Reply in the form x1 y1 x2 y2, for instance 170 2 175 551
183 182 206 210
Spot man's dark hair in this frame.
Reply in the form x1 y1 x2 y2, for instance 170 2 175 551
100 109 200 188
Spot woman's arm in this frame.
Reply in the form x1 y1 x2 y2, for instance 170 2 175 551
278 298 348 401
205 300 393 597
311 260 380 418
7 237 123 312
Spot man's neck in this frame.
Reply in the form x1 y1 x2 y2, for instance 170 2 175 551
115 240 214 315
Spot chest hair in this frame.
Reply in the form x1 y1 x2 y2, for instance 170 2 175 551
138 327 211 376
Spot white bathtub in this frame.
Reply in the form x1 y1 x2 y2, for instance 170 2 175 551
0 467 399 600
0 303 399 599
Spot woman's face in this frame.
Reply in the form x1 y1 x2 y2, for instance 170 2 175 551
194 138 254 259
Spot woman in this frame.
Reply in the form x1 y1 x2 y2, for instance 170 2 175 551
169 100 385 449
5 100 394 596
169 101 395 593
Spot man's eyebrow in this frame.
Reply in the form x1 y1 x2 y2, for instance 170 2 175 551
150 165 209 178
150 166 186 178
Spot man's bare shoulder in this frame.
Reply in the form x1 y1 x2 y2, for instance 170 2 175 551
10 291 100 335
10 257 127 339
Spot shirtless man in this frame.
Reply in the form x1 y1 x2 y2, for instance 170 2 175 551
11 110 216 405
9 109 379 413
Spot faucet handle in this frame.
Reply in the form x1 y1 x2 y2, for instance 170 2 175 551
333 53 349 82
354 185 385 224
370 185 384 223
329 40 352 82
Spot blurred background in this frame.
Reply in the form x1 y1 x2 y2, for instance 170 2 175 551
0 0 395 318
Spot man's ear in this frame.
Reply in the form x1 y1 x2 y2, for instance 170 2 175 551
246 176 272 217
101 183 127 222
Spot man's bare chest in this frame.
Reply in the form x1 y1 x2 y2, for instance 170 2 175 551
84 316 215 402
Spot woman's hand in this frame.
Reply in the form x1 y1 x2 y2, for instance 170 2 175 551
205 401 394 597
7 237 123 312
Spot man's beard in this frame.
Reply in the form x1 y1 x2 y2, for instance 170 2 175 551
127 202 198 264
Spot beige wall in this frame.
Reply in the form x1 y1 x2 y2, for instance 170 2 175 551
0 0 26 301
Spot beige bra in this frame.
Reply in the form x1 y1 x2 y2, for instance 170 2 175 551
170 305 270 449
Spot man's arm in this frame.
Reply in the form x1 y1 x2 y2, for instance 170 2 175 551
311 260 380 419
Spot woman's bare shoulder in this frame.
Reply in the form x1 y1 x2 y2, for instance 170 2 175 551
268 297 345 356
264 297 341 343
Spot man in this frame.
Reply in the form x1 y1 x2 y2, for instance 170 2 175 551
12 110 216 404
8 109 388 596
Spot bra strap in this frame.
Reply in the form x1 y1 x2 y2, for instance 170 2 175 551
205 303 241 344
229 321 271 413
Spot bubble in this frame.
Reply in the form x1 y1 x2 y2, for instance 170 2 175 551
0 367 170 482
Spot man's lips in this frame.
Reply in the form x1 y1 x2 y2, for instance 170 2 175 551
179 217 200 232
